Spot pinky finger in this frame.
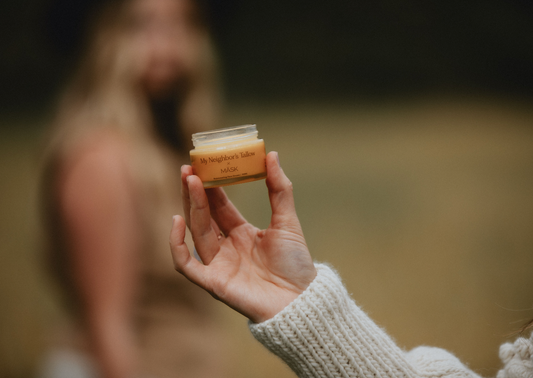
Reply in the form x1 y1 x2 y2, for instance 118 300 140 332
169 215 207 288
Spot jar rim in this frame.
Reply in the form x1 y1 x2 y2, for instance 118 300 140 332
192 124 258 147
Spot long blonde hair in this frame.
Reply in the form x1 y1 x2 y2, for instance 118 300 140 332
49 0 220 154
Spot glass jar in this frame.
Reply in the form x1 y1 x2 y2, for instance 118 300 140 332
190 124 267 188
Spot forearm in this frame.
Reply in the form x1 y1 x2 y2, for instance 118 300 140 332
59 142 142 378
249 264 418 378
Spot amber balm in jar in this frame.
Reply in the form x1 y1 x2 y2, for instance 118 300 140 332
190 124 267 188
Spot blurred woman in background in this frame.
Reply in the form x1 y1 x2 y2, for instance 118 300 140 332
39 0 226 377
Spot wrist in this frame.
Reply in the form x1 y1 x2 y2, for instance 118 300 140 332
250 266 318 324
252 291 301 324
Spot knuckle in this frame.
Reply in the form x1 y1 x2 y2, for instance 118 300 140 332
287 181 293 192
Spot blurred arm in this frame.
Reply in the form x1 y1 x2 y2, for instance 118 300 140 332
59 137 140 378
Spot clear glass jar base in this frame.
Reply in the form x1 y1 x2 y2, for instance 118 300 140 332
202 172 267 188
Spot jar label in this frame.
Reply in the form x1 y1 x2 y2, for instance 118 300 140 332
190 141 266 184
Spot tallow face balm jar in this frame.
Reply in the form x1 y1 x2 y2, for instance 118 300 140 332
190 124 267 188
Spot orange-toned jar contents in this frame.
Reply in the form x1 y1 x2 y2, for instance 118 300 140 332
190 124 267 188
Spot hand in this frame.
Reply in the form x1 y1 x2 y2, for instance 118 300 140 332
170 151 317 323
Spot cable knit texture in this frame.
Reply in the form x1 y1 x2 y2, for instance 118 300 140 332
497 333 533 378
249 264 532 378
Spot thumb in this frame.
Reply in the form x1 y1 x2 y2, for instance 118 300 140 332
265 152 302 233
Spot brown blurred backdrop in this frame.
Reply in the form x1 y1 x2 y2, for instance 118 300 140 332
1 1 533 377
2 98 533 377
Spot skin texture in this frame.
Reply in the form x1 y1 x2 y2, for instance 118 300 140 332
170 151 317 323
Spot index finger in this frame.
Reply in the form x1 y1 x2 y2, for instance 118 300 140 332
181 165 193 228
188 175 221 264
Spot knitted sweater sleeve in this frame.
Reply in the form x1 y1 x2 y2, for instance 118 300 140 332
249 264 482 378
496 332 533 378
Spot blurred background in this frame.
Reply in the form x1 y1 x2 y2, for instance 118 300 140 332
1 0 533 377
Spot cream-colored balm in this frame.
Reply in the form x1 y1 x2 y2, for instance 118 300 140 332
190 124 267 188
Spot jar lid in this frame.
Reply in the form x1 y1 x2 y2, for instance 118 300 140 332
192 124 258 147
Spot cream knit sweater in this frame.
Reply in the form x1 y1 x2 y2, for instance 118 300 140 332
249 264 533 378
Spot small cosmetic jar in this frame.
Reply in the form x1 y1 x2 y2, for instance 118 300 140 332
190 124 267 188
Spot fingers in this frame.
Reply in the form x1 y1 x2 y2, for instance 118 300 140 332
182 165 222 238
187 175 221 264
265 152 302 233
206 187 246 236
169 215 205 287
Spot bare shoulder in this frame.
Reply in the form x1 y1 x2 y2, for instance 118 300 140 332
57 130 135 218
62 130 131 174
59 129 133 183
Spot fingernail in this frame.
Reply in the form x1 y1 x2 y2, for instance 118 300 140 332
186 177 196 204
275 152 280 167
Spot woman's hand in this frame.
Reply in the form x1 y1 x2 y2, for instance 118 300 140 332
170 152 316 323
